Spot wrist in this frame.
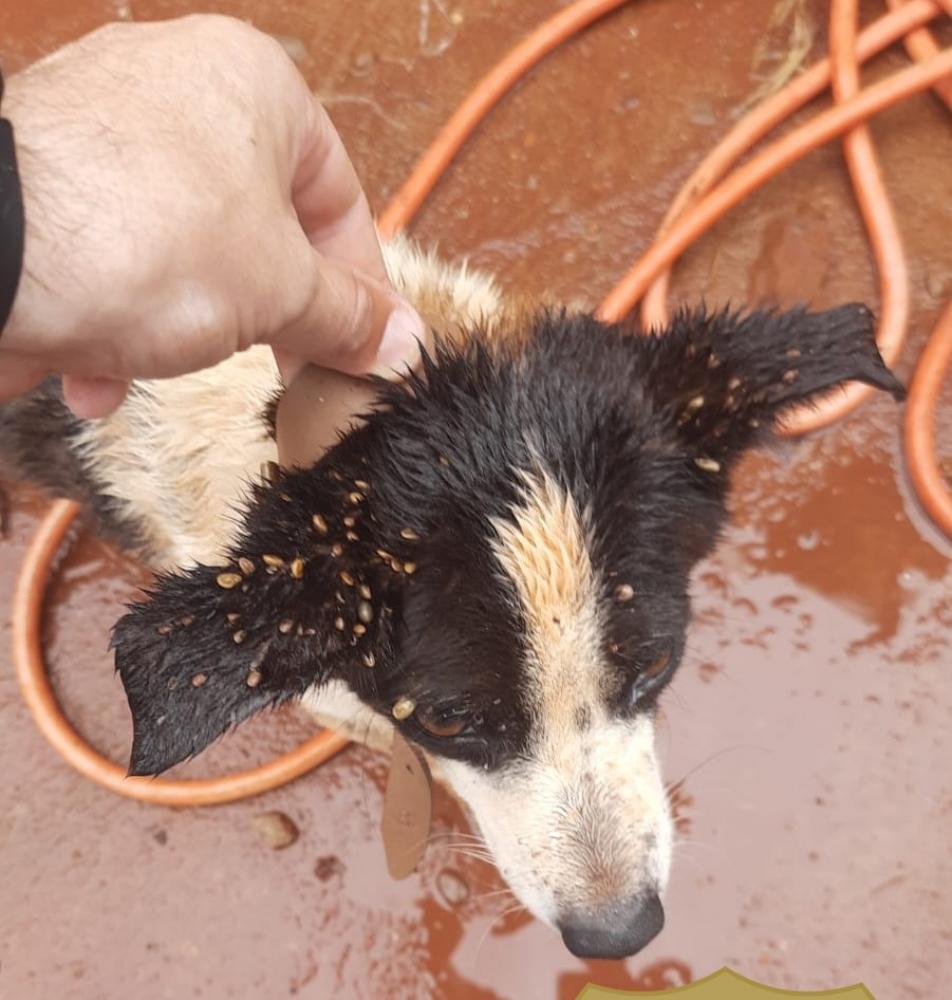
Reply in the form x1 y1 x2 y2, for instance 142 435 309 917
0 64 26 341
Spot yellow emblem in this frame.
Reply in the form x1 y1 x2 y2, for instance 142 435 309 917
576 967 876 1000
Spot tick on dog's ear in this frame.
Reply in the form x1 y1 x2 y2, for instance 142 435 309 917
639 303 904 464
111 466 401 776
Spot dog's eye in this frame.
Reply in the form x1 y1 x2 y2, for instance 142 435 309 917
629 648 675 706
643 650 671 680
416 706 469 739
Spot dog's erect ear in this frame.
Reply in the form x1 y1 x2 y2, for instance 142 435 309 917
111 466 401 776
638 303 904 465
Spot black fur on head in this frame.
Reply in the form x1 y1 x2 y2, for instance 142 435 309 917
112 303 903 776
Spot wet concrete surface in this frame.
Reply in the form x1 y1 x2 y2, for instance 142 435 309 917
1 0 951 997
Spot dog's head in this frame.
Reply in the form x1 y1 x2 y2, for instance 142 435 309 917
112 304 902 959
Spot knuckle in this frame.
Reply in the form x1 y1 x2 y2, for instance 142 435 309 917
186 12 253 42
338 275 374 346
179 14 277 69
154 284 236 372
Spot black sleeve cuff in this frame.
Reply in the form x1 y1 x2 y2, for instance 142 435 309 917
0 64 26 337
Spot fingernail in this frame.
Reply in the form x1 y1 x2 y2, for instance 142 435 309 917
372 306 425 379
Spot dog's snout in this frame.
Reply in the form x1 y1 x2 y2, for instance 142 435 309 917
558 892 664 960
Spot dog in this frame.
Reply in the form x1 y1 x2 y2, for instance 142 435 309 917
0 235 903 959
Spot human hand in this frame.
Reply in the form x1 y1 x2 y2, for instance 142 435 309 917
0 14 424 418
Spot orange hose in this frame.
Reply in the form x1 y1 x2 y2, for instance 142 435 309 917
12 0 952 806
639 0 942 330
904 301 952 535
894 2 952 537
597 50 952 321
791 0 910 438
885 0 952 110
377 0 631 238
636 0 949 436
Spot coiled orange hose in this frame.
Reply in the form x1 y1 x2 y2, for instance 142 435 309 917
886 0 952 109
905 300 952 534
378 0 632 238
12 0 951 805
638 0 947 332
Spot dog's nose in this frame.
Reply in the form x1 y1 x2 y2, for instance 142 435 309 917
558 893 665 960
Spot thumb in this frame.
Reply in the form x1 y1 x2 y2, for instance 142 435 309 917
268 245 427 385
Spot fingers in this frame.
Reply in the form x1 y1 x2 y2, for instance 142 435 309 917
292 97 390 285
268 242 427 385
0 364 129 419
280 95 429 386
61 375 130 418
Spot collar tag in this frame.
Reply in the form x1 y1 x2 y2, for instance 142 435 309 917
381 729 433 879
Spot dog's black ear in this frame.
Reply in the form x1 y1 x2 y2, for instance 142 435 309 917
639 303 904 467
111 466 399 776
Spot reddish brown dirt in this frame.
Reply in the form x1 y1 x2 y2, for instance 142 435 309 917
1 1 950 998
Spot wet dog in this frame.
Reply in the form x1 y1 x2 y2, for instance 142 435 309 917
0 235 903 959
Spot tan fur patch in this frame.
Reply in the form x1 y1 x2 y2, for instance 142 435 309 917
490 466 603 742
74 346 281 570
490 468 593 643
382 233 504 343
382 232 537 354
